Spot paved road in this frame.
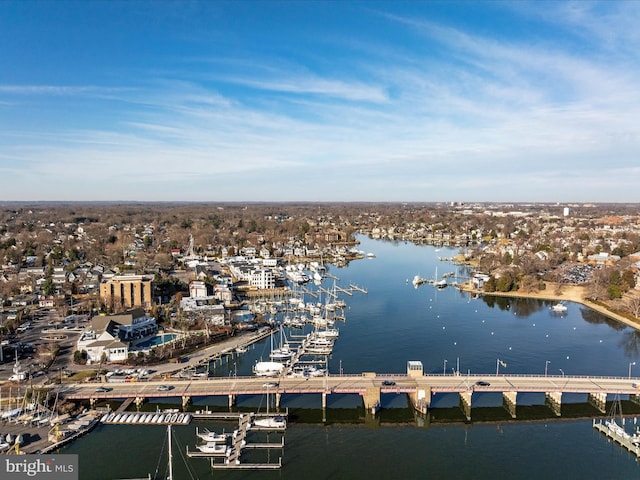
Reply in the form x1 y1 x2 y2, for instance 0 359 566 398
59 373 640 401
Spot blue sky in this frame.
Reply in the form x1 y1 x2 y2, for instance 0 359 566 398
1 1 639 202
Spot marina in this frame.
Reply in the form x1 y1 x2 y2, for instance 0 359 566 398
35 237 640 478
187 411 285 469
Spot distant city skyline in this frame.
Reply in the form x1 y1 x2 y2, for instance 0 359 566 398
1 1 639 203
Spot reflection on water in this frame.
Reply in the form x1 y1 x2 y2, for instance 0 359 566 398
63 236 640 478
620 329 640 357
580 306 627 331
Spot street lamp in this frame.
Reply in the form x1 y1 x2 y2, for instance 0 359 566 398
545 360 551 377
443 359 448 375
559 368 565 377
629 362 636 379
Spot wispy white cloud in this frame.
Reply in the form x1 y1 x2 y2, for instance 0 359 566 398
1 2 639 202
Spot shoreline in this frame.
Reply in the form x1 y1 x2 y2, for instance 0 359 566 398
459 282 640 332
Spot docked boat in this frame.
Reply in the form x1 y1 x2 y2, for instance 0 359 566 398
435 278 448 289
195 442 230 455
253 360 285 377
195 427 227 443
253 415 287 430
269 326 296 362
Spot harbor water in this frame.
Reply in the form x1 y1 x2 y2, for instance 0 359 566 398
63 236 640 478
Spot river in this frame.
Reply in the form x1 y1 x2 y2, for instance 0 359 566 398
63 235 640 478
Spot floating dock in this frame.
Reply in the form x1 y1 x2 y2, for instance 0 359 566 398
593 418 640 457
187 412 285 469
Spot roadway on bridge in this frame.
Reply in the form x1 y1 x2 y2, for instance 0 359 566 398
60 373 640 401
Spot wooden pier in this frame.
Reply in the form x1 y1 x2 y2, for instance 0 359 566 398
593 418 640 457
187 412 285 469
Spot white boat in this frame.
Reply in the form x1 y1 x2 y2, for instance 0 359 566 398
253 360 285 377
195 442 230 455
315 328 339 339
435 278 448 289
196 427 228 443
252 385 287 430
269 326 296 361
552 303 568 313
253 415 287 430
412 275 427 287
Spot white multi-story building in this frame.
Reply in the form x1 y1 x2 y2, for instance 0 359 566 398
249 268 275 290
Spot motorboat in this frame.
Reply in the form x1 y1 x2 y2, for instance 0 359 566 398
552 303 568 313
195 442 230 455
195 427 228 443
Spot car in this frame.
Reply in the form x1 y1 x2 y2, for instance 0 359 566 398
633 383 640 389
475 381 491 387
156 385 174 391
95 386 111 393
381 380 396 386
263 382 279 388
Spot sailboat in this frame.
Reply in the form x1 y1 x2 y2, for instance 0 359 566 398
252 385 287 430
254 326 288 376
114 425 174 480
269 326 295 362
434 266 447 289
595 394 640 447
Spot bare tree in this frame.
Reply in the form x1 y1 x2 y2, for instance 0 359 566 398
627 295 640 319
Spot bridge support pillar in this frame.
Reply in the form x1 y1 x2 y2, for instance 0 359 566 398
134 397 145 411
589 392 607 414
502 391 517 419
89 398 96 408
545 391 562 416
409 388 430 414
459 390 472 421
630 394 640 406
322 392 327 423
362 387 381 415
182 396 191 410
228 394 236 409
275 393 281 410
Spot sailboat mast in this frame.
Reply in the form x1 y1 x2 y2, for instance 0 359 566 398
167 424 173 480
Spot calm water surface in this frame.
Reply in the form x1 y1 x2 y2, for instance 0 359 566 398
64 236 640 478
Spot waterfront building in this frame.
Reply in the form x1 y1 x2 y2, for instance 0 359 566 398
249 268 276 290
99 274 153 310
77 308 158 362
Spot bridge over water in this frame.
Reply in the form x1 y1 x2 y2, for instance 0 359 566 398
60 369 640 421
